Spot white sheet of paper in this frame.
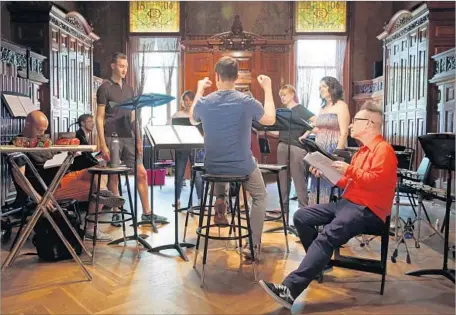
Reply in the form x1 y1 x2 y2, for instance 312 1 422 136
18 96 38 114
304 151 342 185
43 152 72 169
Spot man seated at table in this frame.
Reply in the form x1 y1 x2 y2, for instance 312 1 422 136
11 111 124 241
259 101 398 309
189 56 276 259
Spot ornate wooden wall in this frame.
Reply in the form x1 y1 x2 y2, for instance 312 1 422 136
0 39 48 206
8 3 99 140
378 3 455 170
181 17 294 164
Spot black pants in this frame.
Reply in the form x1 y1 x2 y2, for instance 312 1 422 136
282 199 384 298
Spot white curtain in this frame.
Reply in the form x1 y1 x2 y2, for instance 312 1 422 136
295 37 347 115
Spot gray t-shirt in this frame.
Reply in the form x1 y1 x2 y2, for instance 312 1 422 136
193 90 265 175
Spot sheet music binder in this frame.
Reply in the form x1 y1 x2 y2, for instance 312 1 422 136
145 125 204 150
1 92 37 117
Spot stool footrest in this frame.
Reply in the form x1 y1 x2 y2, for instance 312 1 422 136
331 255 384 274
196 225 251 241
85 211 133 224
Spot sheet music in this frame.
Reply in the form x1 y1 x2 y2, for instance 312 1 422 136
145 125 204 146
304 151 342 185
17 95 38 113
3 94 27 117
44 152 72 169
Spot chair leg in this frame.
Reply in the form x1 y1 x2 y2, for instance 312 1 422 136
276 173 289 253
201 183 215 288
10 206 28 251
194 181 209 269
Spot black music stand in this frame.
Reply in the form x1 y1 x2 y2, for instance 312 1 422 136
406 133 455 283
172 117 204 213
145 124 204 261
255 109 313 236
112 93 174 248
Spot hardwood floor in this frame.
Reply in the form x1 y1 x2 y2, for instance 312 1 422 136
1 178 455 314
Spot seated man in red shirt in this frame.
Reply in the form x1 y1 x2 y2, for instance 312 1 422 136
259 101 398 309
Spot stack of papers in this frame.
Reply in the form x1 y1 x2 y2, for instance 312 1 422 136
304 151 342 185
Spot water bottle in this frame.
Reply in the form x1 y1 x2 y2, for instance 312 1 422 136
109 132 120 168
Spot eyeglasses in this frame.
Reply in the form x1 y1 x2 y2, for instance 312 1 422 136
352 118 370 123
352 118 381 124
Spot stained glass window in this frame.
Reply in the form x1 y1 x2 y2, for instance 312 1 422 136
295 1 347 33
130 1 180 33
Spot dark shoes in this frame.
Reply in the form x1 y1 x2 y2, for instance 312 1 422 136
259 280 295 309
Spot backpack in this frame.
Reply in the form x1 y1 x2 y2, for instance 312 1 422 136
32 209 84 262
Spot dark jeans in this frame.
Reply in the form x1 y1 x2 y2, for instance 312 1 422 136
282 199 384 298
175 149 202 201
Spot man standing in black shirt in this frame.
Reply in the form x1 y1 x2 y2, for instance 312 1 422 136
272 85 315 211
96 53 167 226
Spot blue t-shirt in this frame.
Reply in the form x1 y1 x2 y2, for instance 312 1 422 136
193 90 265 175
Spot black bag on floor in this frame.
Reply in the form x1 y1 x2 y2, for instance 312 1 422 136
32 209 84 262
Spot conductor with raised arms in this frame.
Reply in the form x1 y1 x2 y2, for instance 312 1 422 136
189 56 276 259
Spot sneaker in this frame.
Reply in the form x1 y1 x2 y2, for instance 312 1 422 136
214 199 229 226
242 244 261 261
142 213 169 223
91 193 125 209
111 213 122 227
259 280 295 309
85 229 112 242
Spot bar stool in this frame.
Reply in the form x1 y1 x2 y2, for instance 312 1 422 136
183 163 206 242
83 166 134 261
258 164 289 253
193 173 257 287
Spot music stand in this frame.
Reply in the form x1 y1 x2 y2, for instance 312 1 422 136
111 93 174 250
406 133 455 283
255 109 313 236
172 117 204 213
145 124 204 261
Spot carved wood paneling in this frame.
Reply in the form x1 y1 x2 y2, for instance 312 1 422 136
8 4 99 140
378 3 455 169
0 39 48 206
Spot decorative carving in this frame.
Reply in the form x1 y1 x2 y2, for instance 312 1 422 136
260 46 291 53
208 15 266 51
432 48 456 76
66 16 85 32
185 46 215 53
353 77 384 95
50 17 93 45
0 40 48 83
385 15 429 44
0 47 27 69
392 15 413 31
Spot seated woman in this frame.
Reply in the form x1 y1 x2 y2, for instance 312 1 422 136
11 111 123 241
171 91 204 208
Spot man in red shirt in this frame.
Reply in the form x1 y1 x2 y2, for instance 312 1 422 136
259 101 397 309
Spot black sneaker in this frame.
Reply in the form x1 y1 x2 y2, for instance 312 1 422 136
142 213 169 224
259 280 295 309
111 213 122 227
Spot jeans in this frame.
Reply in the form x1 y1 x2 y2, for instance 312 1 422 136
175 149 203 202
214 166 267 245
282 199 384 298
